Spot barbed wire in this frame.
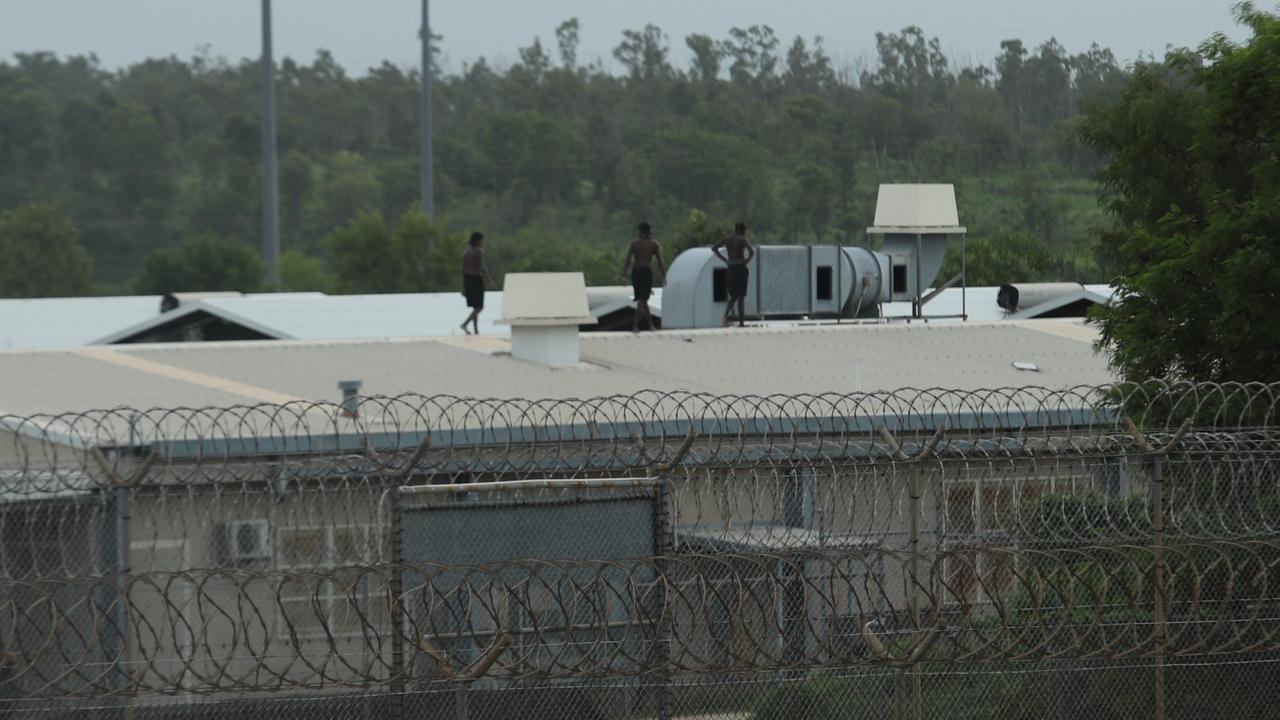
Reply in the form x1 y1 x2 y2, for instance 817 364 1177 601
3 382 1279 491
1 383 1278 715
1 541 1277 699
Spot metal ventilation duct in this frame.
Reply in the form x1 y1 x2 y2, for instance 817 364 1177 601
662 184 966 329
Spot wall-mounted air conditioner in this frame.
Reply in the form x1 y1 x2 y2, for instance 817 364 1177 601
223 519 271 562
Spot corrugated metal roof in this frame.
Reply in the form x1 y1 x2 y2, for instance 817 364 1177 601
91 291 507 344
2 284 1111 351
0 320 1113 417
883 284 1115 322
0 295 160 349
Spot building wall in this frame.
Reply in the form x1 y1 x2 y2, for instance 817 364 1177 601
0 451 1147 697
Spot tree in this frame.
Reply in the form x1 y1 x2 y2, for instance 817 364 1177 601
0 204 94 297
280 250 335 293
668 209 733 260
389 206 453 291
0 24 1133 299
1079 4 1280 383
613 25 673 82
516 37 551 84
863 26 953 106
785 162 838 242
0 75 55 202
648 128 770 219
939 229 1059 287
555 18 581 71
325 207 457 294
134 234 264 294
324 209 398 294
1016 164 1069 244
321 151 382 230
724 25 780 87
783 36 835 93
280 150 315 230
685 34 723 83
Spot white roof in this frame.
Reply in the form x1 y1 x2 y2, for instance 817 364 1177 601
1007 284 1114 320
92 291 508 344
4 284 1107 351
0 295 161 350
0 320 1113 418
883 284 1115 322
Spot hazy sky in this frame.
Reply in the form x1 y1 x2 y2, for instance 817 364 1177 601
0 1 1252 75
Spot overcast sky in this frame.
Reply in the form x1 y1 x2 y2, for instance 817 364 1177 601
1 1 1252 75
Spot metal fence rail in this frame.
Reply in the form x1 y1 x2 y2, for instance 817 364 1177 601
0 383 1278 719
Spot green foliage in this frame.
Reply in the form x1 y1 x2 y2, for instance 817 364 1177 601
0 20 1148 294
1016 492 1151 546
1080 4 1280 383
134 234 264 294
668 209 734 260
491 227 617 287
280 250 335 293
325 207 462 294
939 229 1060 286
754 675 840 720
0 203 93 297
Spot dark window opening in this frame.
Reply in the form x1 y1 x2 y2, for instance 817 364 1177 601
892 264 908 294
712 268 728 302
815 266 833 301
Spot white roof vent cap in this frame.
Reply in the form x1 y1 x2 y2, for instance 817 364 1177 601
498 273 596 367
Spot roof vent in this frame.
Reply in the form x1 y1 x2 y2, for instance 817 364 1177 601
997 283 1086 312
498 273 596 367
338 379 362 417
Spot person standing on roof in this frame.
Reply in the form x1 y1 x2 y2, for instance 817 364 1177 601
460 232 495 335
712 223 755 327
621 221 666 333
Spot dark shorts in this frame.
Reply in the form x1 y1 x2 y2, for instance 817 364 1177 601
727 264 750 299
631 267 654 302
463 275 485 309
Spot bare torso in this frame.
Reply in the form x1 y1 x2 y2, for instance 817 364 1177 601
462 246 485 276
630 238 661 268
716 234 752 264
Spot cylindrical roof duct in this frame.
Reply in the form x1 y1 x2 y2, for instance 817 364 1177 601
997 283 1086 312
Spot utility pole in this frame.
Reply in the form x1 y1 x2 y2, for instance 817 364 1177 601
261 0 281 289
420 0 434 224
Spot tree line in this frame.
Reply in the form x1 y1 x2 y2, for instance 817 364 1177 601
0 21 1129 297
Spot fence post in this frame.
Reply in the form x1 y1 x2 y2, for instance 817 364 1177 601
654 468 674 720
877 425 946 720
389 486 405 720
1124 418 1190 720
1152 450 1167 720
908 461 923 720
644 428 695 720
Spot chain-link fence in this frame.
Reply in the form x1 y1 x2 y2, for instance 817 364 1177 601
1 382 1278 719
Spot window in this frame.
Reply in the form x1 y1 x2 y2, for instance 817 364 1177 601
815 266 833 301
712 268 728 302
945 480 1050 604
892 262 909 294
276 525 385 639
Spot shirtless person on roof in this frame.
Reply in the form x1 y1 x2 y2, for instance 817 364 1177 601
460 232 495 335
621 222 665 332
712 223 755 327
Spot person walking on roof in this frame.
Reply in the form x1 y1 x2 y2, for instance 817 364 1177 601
621 222 666 333
460 232 495 335
712 223 755 327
